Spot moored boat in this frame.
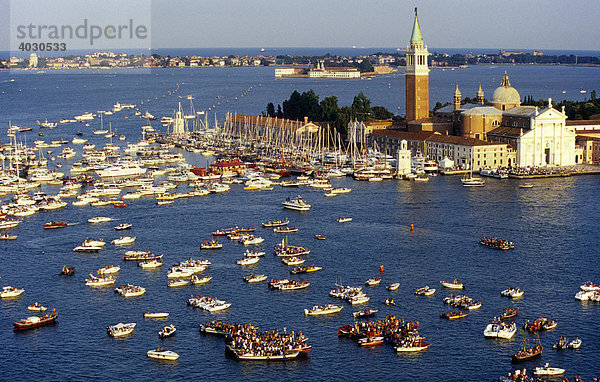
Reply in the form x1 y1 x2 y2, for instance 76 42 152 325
191 275 212 285
14 311 58 331
358 336 384 347
107 322 136 337
282 195 311 211
304 304 343 316
533 363 565 376
415 286 435 296
441 279 464 289
440 311 468 320
144 312 170 319
27 302 47 311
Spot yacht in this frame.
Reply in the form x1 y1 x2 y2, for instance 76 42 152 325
1 286 25 298
282 195 311 211
107 322 136 337
96 163 146 178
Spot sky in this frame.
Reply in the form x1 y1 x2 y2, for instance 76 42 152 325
2 0 600 52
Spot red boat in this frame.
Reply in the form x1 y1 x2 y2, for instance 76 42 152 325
44 221 67 229
358 336 384 347
113 202 127 208
14 311 58 331
500 307 519 320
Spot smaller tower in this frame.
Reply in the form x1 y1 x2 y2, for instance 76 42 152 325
477 83 485 105
453 84 462 111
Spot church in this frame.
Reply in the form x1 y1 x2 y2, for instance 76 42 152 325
372 8 579 168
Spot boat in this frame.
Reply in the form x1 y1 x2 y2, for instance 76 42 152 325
237 257 259 266
384 298 395 305
314 234 326 240
441 280 464 289
13 311 58 331
73 243 103 252
365 278 381 286
461 176 485 187
107 322 136 337
273 226 298 233
122 251 163 261
349 296 370 305
85 274 116 287
43 221 67 229
241 236 265 246
580 281 600 291
167 279 189 287
191 275 212 285
499 307 519 320
200 240 223 249
394 337 431 352
114 284 145 297
387 283 400 291
291 265 321 274
484 320 517 339
100 265 120 274
232 350 300 361
1 286 25 298
261 219 289 228
519 183 534 188
96 163 146 178
111 236 136 245
27 302 47 311
511 337 543 363
440 311 468 320
243 274 267 283
415 286 435 296
524 316 557 332
568 337 582 349
114 223 132 231
480 236 514 250
353 309 378 319
0 233 17 240
282 195 311 211
139 259 163 269
533 363 565 376
358 336 385 347
0 219 21 229
304 304 343 316
59 266 75 276
144 312 169 319
282 256 305 266
500 287 524 298
159 324 177 339
88 216 113 224
167 267 195 278
336 217 352 223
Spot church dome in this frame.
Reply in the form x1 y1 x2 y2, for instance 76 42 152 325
491 72 520 107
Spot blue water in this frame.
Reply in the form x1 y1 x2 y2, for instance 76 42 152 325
0 66 599 381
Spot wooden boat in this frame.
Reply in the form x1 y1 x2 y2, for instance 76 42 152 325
147 348 179 360
304 304 343 316
353 309 378 319
233 350 300 361
43 221 67 229
200 240 223 249
14 311 58 331
499 307 519 320
313 234 326 240
0 233 17 240
387 283 400 291
59 266 75 276
441 280 464 289
261 219 289 228
440 311 468 320
512 338 543 363
274 226 298 233
144 312 169 319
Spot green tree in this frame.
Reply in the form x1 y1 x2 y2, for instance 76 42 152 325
371 106 394 120
266 102 275 117
320 96 339 121
352 91 371 121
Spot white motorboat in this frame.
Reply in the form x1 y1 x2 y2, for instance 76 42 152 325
191 275 212 285
461 177 485 187
73 244 103 252
336 217 352 223
533 364 565 376
500 287 524 298
282 256 304 266
331 187 351 194
167 279 189 287
167 267 195 278
1 286 25 298
88 216 113 224
85 274 116 287
365 278 381 286
147 348 179 360
107 322 136 337
241 236 264 246
282 195 311 211
580 281 600 291
237 257 259 266
27 302 47 311
99 265 120 274
387 283 400 291
144 312 169 319
96 163 146 178
115 284 146 297
483 321 517 339
111 236 136 245
349 296 370 305
441 280 464 289
304 304 343 316
575 290 595 301
159 324 176 339
243 274 267 283
139 259 163 269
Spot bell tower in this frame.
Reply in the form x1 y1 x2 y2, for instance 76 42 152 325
405 7 430 121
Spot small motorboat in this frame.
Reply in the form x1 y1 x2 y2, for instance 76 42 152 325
43 221 68 229
440 311 468 320
237 257 259 266
111 236 136 245
304 304 343 316
114 223 132 231
139 259 163 269
568 337 582 349
59 266 75 276
1 286 25 298
27 302 47 311
159 324 177 339
384 298 395 306
144 312 170 319
441 280 464 289
415 286 435 296
243 274 267 283
167 279 189 288
107 322 136 337
533 363 565 376
387 283 400 291
0 233 17 240
88 216 113 224
191 275 212 285
519 183 534 189
353 309 378 319
147 348 179 360
336 217 352 223
313 234 326 240
365 278 381 286
358 336 384 347
200 240 223 250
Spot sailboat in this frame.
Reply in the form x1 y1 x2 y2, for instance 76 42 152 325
461 154 485 187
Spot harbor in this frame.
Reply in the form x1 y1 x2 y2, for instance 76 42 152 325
1 64 600 380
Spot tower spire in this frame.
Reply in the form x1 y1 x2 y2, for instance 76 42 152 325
477 83 485 105
410 8 423 43
454 84 462 111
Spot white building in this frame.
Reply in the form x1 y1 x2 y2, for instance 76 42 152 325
396 140 411 175
29 53 38 68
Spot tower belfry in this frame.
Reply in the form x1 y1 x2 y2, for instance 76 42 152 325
405 7 430 121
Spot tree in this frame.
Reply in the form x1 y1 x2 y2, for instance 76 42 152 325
352 91 371 121
371 106 393 120
266 102 275 117
276 104 283 118
320 96 339 121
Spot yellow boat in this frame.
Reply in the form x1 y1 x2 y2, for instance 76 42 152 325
306 266 322 273
243 185 259 191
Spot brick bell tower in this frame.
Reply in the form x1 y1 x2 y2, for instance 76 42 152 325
405 7 429 121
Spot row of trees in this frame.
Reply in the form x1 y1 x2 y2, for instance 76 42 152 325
523 91 599 120
265 90 399 137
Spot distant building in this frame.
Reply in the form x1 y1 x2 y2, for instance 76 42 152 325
309 61 360 79
275 67 304 77
29 53 38 68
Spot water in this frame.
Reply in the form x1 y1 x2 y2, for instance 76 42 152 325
1 66 600 381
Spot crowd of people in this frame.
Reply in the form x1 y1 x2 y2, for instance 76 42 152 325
338 315 422 346
226 327 310 358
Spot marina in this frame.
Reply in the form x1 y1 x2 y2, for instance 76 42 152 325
1 64 599 381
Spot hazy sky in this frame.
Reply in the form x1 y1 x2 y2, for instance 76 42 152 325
2 0 600 51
